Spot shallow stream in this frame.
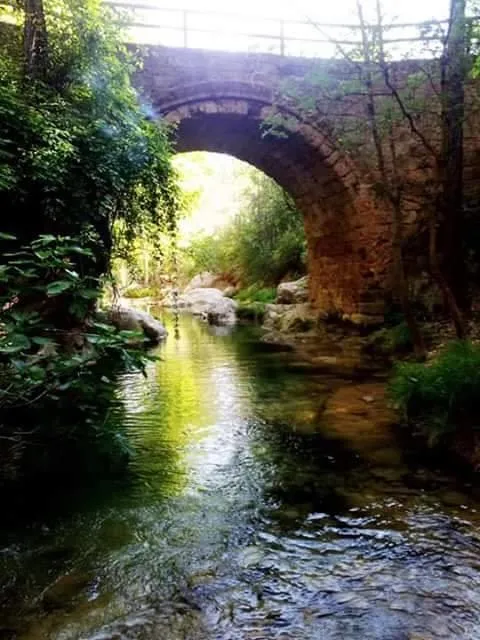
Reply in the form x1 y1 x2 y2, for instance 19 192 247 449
2 314 480 639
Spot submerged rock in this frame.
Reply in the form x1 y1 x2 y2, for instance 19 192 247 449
263 303 317 334
321 382 401 467
105 306 168 344
276 276 309 304
177 288 237 325
41 571 93 611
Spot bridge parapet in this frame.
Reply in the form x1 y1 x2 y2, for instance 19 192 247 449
106 1 461 60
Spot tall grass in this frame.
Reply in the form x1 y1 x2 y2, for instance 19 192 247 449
390 341 480 443
235 286 277 304
234 286 277 323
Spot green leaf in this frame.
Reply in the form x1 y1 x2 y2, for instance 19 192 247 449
0 344 26 354
70 246 94 257
0 232 16 241
79 288 99 299
31 336 54 346
28 365 47 382
34 235 57 245
46 280 73 296
0 333 32 353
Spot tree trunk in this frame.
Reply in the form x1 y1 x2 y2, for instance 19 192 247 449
439 0 468 311
429 208 467 338
371 0 426 359
23 0 48 82
423 0 469 338
391 201 427 360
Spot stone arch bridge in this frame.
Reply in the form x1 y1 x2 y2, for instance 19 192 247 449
133 46 480 324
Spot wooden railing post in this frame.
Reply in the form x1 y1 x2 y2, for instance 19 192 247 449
280 19 285 55
183 9 188 47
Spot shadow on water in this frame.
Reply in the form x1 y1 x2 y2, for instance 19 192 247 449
2 313 480 639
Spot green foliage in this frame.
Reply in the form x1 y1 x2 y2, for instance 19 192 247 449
230 173 306 285
390 341 480 443
387 322 413 352
0 0 178 487
0 235 151 410
182 233 232 278
0 0 178 271
366 321 413 357
235 285 277 304
180 172 306 286
234 285 277 323
236 302 268 323
123 286 157 299
0 235 154 484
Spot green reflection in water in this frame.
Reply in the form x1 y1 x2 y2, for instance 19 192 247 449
2 313 480 640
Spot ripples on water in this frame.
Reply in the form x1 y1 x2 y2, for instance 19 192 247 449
2 313 480 639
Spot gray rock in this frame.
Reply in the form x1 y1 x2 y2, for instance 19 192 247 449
185 272 218 291
42 571 93 611
207 306 236 326
186 273 237 295
159 286 178 307
263 303 317 333
342 312 384 327
107 306 168 344
177 288 237 325
223 286 237 298
276 276 308 304
263 304 293 331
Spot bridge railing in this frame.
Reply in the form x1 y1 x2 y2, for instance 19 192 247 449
104 1 479 59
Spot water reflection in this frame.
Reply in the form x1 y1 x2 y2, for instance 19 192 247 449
2 314 480 639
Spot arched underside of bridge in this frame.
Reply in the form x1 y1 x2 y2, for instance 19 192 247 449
160 88 390 323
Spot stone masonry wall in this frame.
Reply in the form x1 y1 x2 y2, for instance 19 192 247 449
133 46 480 324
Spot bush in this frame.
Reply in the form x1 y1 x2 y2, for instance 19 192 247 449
390 341 480 443
123 286 157 299
234 287 277 323
236 302 268 323
0 235 152 407
365 321 413 357
235 285 277 304
0 235 154 484
226 174 306 285
182 233 232 279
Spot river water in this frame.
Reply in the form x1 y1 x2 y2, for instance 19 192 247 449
2 314 480 639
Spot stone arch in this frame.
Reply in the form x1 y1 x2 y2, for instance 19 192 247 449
154 81 389 323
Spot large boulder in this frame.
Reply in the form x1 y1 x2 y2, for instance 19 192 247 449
263 303 317 333
106 306 168 344
185 272 218 291
185 272 238 295
276 276 309 304
263 304 292 332
158 286 178 308
177 288 237 325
